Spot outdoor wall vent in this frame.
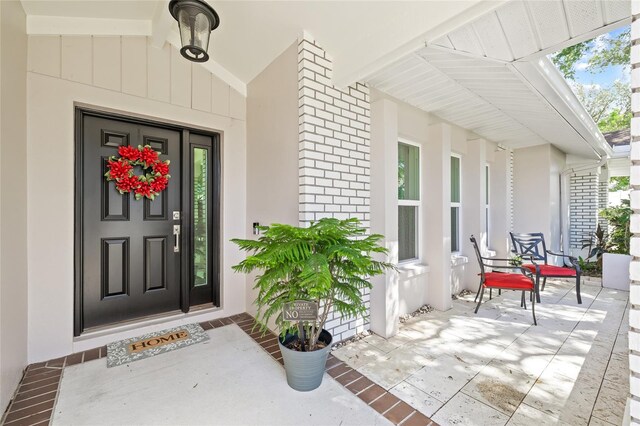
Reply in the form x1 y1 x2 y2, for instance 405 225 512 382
169 0 220 63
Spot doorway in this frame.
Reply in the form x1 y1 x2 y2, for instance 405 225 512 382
74 108 220 336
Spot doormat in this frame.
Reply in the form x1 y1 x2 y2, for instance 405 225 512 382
106 323 209 368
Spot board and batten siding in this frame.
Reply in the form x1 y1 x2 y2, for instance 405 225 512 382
28 35 245 120
26 35 247 363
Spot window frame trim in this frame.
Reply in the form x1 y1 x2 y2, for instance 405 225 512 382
398 138 422 264
451 153 462 255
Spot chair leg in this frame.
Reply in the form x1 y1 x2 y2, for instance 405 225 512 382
520 291 525 308
535 275 541 303
474 281 483 303
522 292 527 310
489 288 493 300
475 287 485 314
541 277 547 292
576 273 582 304
531 290 537 326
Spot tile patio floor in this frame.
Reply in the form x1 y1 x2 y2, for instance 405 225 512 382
333 278 630 425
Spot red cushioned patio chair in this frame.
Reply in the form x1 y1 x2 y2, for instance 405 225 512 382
470 235 537 325
510 232 582 304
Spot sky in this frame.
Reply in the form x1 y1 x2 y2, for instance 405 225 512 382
570 26 630 89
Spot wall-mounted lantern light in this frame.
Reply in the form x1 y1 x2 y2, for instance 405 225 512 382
169 0 220 63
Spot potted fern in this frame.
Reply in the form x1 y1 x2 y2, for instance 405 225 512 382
232 218 391 391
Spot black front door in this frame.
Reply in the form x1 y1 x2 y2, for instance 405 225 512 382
75 108 220 335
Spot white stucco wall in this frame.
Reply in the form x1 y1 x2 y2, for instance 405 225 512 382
513 144 566 258
26 36 247 362
0 0 28 411
369 89 509 332
245 42 299 316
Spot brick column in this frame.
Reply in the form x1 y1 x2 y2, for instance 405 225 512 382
297 34 371 342
569 170 599 249
629 4 640 423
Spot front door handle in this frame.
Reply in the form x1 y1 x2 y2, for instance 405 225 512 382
173 225 180 253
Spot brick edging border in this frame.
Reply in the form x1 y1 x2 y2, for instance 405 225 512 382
1 313 436 426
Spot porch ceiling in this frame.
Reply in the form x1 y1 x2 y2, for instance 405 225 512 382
367 47 606 157
430 0 630 62
365 0 629 159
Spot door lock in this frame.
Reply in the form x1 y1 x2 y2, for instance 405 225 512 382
173 211 181 220
173 225 181 252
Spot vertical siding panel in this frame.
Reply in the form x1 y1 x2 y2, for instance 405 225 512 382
92 37 121 91
61 36 92 84
147 40 171 103
170 48 191 108
211 74 230 117
191 65 212 112
121 36 147 98
28 35 61 78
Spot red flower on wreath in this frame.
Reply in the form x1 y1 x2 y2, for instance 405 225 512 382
118 145 141 161
104 145 170 200
106 159 133 180
115 175 140 193
140 146 159 167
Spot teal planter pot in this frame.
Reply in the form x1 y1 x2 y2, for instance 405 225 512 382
278 329 333 392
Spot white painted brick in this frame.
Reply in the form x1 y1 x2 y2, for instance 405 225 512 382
317 127 334 137
631 399 640 423
303 168 325 178
315 161 333 170
315 178 333 187
316 92 334 105
632 281 640 301
299 158 314 168
325 171 340 179
300 185 324 195
299 194 315 203
629 237 640 257
631 353 640 374
633 142 640 161
632 375 640 397
633 19 640 42
631 331 640 352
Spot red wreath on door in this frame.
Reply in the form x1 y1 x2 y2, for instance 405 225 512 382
104 145 171 200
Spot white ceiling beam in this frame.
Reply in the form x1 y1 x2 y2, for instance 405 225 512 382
27 15 151 35
151 0 174 49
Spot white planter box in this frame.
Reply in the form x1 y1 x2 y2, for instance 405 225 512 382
602 253 632 291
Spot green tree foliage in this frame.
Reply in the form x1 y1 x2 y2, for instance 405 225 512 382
609 176 630 192
552 42 592 80
573 80 630 133
232 218 393 351
551 29 630 80
599 199 631 255
551 28 630 132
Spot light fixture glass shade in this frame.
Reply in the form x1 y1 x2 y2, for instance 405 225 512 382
169 0 220 63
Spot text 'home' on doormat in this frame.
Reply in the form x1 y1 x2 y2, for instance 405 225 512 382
106 323 209 368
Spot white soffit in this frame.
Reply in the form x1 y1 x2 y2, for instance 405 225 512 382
367 47 609 158
430 0 631 61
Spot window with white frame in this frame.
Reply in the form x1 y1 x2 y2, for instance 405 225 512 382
398 141 420 262
451 155 461 253
485 164 490 244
